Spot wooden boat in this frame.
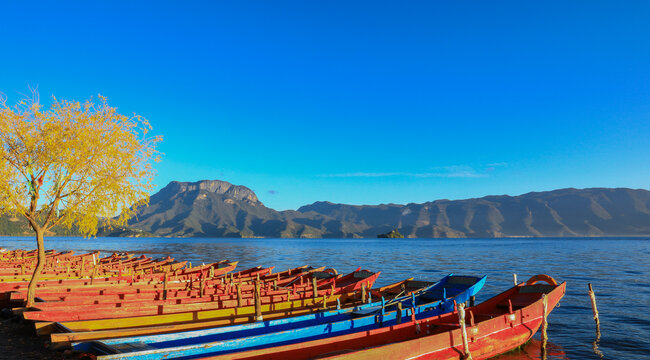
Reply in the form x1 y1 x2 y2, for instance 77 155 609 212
24 267 319 310
23 267 269 304
41 269 378 345
79 278 447 350
0 255 183 282
1 261 238 301
0 251 74 270
0 262 187 282
0 261 235 310
49 277 429 347
0 251 100 274
0 249 60 263
72 275 487 359
13 265 273 306
258 265 311 280
22 269 378 322
183 275 565 360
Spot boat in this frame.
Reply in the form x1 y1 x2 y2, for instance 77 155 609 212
71 275 486 359
24 266 323 310
1 261 239 302
45 271 383 346
22 269 378 322
0 251 100 275
183 274 564 360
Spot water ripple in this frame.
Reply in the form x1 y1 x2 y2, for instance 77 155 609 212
1 236 649 359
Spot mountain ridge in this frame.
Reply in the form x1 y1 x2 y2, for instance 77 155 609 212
125 182 650 238
2 181 649 238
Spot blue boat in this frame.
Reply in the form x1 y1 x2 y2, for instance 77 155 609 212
74 274 486 360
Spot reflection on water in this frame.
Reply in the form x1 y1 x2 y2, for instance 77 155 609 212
495 339 568 360
2 236 650 359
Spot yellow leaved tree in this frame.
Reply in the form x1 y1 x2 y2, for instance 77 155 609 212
0 91 161 306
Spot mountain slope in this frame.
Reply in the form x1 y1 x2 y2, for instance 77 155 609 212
129 182 650 238
126 180 340 238
128 180 283 237
296 188 650 238
3 182 648 238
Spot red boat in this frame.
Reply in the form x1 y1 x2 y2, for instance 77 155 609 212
21 269 379 322
0 251 100 274
0 260 236 295
23 266 313 309
199 274 565 360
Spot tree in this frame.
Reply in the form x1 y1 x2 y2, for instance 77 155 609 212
0 90 161 306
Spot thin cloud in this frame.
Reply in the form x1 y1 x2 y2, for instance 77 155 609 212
319 166 488 178
267 190 279 195
322 172 404 178
486 162 508 167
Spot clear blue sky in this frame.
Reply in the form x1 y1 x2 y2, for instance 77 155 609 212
1 1 649 210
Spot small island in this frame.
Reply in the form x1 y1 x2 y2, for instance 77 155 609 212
377 228 404 238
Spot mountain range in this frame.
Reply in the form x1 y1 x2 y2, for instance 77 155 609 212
2 179 649 238
121 180 650 238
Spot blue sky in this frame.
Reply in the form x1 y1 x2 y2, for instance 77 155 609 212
1 1 649 210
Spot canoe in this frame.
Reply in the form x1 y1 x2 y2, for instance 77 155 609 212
19 267 316 310
48 277 427 346
191 274 565 360
0 251 100 274
0 262 235 310
0 249 63 263
26 265 271 302
41 269 378 343
9 263 251 301
316 274 566 360
0 251 75 270
0 256 184 282
80 278 444 349
22 269 378 322
25 267 320 309
68 277 450 354
258 265 311 280
1 261 238 300
0 260 187 282
73 275 487 359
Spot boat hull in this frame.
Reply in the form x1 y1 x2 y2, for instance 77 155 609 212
190 279 565 360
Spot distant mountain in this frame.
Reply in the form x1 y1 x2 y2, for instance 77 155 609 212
0 215 81 237
124 180 281 237
125 181 650 238
0 215 33 236
2 181 649 238
296 188 650 238
124 180 337 238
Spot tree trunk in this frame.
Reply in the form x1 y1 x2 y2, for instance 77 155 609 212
26 229 45 307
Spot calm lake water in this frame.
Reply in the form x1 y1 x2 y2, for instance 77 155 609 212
1 236 649 360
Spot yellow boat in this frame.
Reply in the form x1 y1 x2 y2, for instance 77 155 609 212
42 278 411 348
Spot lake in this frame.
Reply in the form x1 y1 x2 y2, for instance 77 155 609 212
1 236 649 359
